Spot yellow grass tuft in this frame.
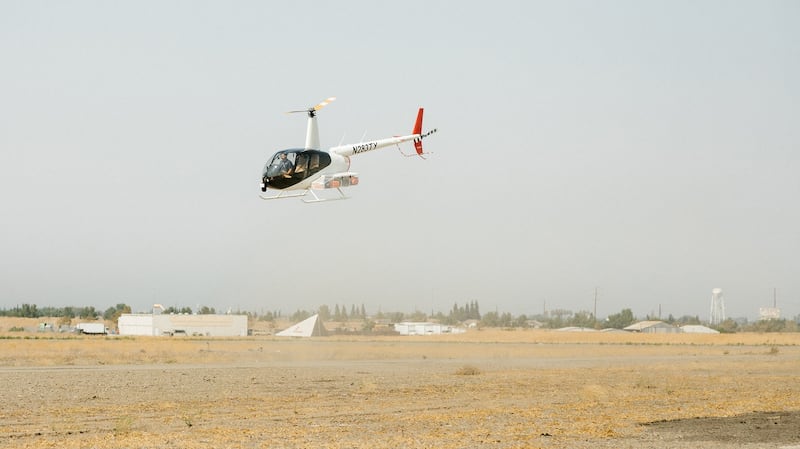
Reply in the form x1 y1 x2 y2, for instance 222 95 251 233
454 365 481 375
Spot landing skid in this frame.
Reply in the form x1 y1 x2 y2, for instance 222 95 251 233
259 188 349 203
302 187 349 203
259 190 308 200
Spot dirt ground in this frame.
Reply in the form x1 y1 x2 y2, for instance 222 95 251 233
1 326 799 448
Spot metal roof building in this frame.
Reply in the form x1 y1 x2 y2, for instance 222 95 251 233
623 321 680 334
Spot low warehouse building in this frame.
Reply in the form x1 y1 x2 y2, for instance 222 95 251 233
394 322 465 335
118 314 248 337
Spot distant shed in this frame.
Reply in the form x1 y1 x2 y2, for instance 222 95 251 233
624 321 680 334
681 325 720 334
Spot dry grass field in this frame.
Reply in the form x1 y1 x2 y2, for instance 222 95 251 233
1 318 799 448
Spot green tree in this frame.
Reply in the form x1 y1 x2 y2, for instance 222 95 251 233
291 309 311 322
437 311 458 325
361 319 376 333
386 312 404 323
20 303 39 318
451 302 461 321
318 305 331 321
604 308 635 329
164 306 192 314
480 311 500 327
103 303 131 321
103 307 116 320
675 315 701 325
258 311 278 322
471 300 481 319
714 318 739 333
79 306 98 320
409 310 427 322
569 311 596 328
545 309 572 329
745 319 790 333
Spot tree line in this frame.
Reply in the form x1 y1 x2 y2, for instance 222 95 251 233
0 303 214 321
3 302 798 333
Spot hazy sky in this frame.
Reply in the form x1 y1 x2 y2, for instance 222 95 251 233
1 1 798 320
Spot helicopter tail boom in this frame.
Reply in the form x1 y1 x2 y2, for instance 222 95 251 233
329 108 436 158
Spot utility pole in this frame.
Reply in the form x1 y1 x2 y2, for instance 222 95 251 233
593 287 598 324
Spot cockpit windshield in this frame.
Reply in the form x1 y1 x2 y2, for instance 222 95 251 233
262 149 332 190
265 151 299 178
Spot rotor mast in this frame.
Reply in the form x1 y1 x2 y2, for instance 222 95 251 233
288 97 335 151
305 109 320 150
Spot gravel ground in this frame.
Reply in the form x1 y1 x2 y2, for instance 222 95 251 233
1 337 799 448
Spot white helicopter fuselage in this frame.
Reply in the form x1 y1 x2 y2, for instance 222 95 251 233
283 151 350 191
260 98 436 202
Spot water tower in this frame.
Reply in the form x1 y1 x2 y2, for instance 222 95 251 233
710 288 725 325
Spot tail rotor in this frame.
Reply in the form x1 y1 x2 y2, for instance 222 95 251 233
398 108 437 158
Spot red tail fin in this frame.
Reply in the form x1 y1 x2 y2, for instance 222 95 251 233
413 108 424 155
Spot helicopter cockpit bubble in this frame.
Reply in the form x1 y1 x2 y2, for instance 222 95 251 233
265 150 298 178
261 149 333 191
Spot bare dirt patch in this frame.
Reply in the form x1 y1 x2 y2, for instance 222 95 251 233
644 411 800 446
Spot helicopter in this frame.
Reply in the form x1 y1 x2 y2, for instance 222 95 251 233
260 97 437 202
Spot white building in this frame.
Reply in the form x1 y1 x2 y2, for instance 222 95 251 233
759 307 781 321
393 322 465 335
118 314 248 336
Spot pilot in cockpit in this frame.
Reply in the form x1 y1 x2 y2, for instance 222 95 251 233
277 153 294 176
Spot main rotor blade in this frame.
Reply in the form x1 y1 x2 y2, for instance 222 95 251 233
313 96 336 111
286 97 336 115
